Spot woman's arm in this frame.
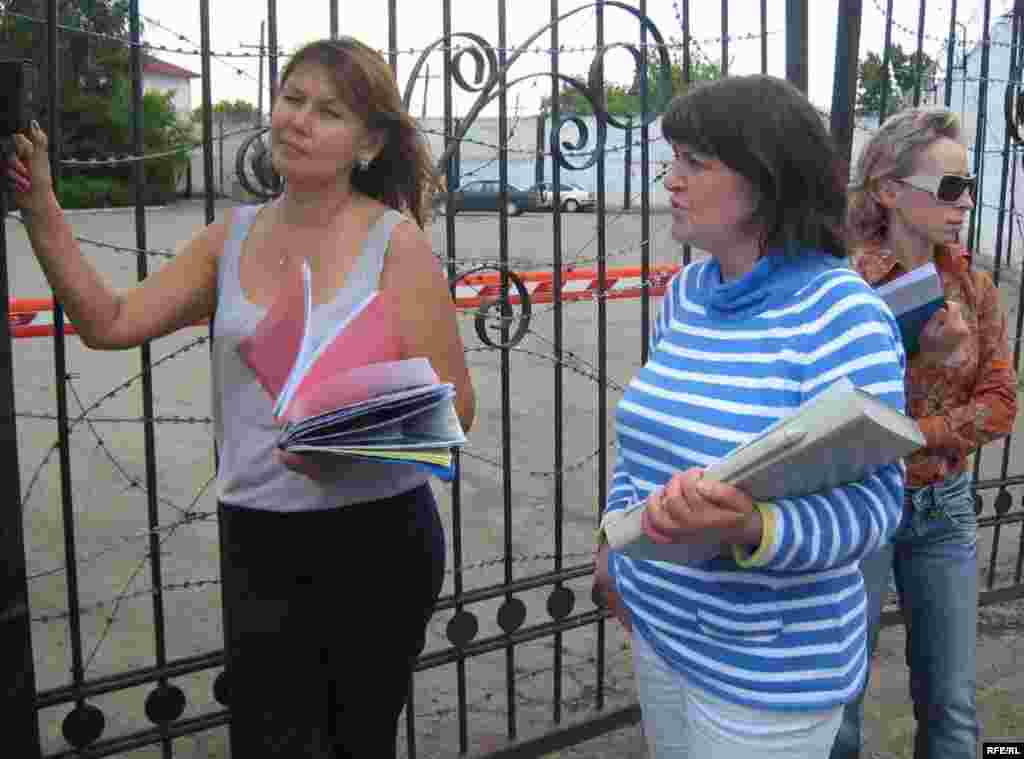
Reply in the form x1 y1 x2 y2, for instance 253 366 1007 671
380 220 476 432
648 276 908 571
10 123 224 349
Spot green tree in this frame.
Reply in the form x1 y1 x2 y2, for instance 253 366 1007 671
0 0 134 118
540 38 721 117
104 77 192 204
191 99 259 124
0 3 193 205
857 44 937 115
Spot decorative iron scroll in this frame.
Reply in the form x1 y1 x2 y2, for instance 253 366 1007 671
235 127 281 200
452 266 533 349
402 1 672 174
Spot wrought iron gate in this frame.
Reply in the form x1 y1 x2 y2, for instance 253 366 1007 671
2 1 1024 757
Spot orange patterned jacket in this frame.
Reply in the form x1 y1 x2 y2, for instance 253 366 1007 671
851 243 1019 488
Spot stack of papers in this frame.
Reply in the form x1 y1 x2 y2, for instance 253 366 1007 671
237 259 466 480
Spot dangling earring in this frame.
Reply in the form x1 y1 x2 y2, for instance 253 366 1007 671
357 157 371 171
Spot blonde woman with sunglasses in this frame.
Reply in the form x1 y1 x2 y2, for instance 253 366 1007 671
832 107 1018 759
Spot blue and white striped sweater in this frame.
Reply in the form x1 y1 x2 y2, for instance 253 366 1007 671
608 251 906 711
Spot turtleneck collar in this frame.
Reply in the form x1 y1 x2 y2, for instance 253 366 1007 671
700 249 842 318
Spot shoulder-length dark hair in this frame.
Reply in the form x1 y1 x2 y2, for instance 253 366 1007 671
279 37 438 228
662 74 846 257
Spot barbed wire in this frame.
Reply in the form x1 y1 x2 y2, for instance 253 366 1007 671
19 335 211 509
51 117 664 170
867 0 1020 53
59 123 264 168
12 546 602 627
81 468 216 673
64 377 198 520
455 95 527 183
17 411 213 424
0 4 776 60
139 13 257 82
29 2 778 60
27 511 216 583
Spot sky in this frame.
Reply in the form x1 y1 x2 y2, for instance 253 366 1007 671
138 0 1015 118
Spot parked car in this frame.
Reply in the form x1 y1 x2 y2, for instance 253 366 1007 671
436 180 538 216
527 181 596 212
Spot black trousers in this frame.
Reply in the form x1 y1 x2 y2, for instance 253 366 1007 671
217 484 445 758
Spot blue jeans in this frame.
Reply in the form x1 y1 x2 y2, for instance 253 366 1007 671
829 472 978 759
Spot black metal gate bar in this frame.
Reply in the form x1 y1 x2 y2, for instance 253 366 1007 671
496 0 520 743
37 650 224 708
47 713 230 759
680 0 693 267
878 0 894 122
480 704 641 759
721 0 729 76
437 0 471 754
987 3 1020 550
549 0 568 728
594 0 610 716
330 0 339 41
970 0 994 498
761 0 768 73
128 0 173 753
0 62 42 759
199 0 216 225
267 0 279 115
45 0 95 745
639 0 651 364
1011 20 1024 590
722 0 730 76
830 0 864 168
785 0 807 92
388 0 398 81
983 0 1010 591
993 10 1019 289
912 0 927 106
945 0 959 107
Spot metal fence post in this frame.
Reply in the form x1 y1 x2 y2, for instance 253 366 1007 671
0 62 41 757
830 0 863 172
623 117 632 211
785 0 809 93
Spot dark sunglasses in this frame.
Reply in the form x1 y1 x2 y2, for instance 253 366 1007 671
895 173 977 204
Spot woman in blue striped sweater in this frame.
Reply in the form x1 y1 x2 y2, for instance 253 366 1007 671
592 75 907 757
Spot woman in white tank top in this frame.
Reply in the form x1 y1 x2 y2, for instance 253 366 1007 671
9 36 475 758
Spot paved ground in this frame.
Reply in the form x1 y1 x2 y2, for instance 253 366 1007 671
6 198 1024 757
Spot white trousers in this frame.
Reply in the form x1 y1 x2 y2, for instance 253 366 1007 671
632 630 843 758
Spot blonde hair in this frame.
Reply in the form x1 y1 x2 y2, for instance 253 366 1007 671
847 107 963 245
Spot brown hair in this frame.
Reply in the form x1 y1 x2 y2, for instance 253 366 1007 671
662 74 846 257
279 37 438 228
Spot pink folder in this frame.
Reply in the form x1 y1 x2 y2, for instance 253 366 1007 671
236 261 307 402
285 291 407 420
237 267 408 421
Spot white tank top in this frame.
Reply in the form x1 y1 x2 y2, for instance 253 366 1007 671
211 204 429 512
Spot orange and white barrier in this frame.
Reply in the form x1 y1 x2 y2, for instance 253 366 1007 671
452 264 679 308
7 265 680 339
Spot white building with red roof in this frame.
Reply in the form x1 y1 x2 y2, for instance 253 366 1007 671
142 55 199 116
